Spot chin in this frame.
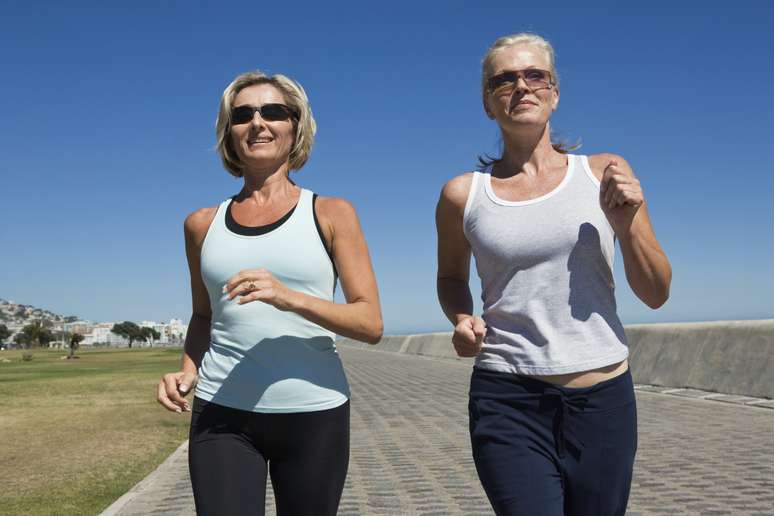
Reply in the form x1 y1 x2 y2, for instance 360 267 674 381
241 146 275 159
247 151 276 160
505 117 545 129
243 154 286 168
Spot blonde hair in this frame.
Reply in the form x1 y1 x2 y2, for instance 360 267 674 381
481 33 560 95
215 71 316 176
479 33 579 166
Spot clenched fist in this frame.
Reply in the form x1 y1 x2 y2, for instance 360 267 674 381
453 315 486 357
600 159 645 236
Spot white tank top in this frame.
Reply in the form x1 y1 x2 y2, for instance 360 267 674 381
194 188 350 412
463 154 629 375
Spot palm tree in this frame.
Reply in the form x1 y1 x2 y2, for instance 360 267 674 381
68 333 84 359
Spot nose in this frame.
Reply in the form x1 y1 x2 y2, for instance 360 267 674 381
250 110 266 127
512 74 530 92
508 77 529 105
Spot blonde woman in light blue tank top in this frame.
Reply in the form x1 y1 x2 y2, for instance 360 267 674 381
156 71 382 516
436 34 672 516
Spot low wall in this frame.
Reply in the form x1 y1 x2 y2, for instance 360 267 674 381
337 319 774 399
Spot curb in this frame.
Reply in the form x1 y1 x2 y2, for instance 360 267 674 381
99 440 189 516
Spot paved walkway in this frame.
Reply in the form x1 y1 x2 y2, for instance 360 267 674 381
103 346 774 515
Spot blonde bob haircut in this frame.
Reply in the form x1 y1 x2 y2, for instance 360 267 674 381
478 33 578 165
215 71 317 176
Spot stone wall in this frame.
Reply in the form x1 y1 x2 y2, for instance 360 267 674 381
337 319 774 398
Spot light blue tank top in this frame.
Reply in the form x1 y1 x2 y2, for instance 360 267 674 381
195 188 350 413
463 154 629 375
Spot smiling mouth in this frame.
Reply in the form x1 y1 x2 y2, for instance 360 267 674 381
248 138 273 144
509 99 538 111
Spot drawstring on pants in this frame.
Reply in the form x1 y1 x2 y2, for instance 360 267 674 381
543 387 588 459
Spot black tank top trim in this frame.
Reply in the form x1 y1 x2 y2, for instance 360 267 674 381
225 198 296 236
313 193 338 279
225 194 338 280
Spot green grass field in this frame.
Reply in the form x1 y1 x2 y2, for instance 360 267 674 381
0 347 191 516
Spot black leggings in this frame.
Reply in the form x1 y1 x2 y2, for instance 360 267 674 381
188 397 349 516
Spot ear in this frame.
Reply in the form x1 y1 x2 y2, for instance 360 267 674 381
551 86 560 112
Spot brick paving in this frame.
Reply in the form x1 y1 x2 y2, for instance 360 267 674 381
104 346 774 516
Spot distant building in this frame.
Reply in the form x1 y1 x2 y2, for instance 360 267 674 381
139 320 167 346
63 321 93 335
0 301 191 349
137 319 188 346
82 323 128 346
167 318 188 344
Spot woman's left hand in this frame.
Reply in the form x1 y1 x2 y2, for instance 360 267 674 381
599 159 644 236
223 268 300 311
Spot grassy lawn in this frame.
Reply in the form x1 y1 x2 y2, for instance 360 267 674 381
0 347 191 516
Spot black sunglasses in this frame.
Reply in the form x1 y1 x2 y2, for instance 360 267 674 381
231 103 299 124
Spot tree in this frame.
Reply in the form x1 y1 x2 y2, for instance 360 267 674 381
15 321 54 349
111 321 144 348
0 324 11 343
140 327 161 348
13 332 30 347
69 333 84 358
37 326 54 348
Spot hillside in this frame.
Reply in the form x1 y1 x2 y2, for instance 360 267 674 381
0 299 78 328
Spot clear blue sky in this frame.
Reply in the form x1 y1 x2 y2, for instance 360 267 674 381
1 1 772 334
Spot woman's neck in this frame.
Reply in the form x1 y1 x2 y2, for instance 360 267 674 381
496 123 562 178
238 163 298 205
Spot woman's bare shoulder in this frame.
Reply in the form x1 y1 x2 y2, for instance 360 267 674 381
440 172 476 210
184 206 219 247
314 195 358 223
586 153 633 181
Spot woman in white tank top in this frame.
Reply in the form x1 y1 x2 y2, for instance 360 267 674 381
436 34 671 515
155 71 382 516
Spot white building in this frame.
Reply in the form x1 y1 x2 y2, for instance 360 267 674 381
137 319 188 346
82 323 128 346
63 320 93 335
167 318 188 344
71 318 189 347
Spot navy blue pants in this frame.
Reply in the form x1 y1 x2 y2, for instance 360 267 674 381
469 367 637 516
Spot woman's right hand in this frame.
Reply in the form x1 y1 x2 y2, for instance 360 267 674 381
452 316 486 357
157 370 198 413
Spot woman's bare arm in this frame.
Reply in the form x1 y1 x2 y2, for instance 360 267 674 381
224 197 383 343
157 207 216 413
589 153 672 308
436 173 486 356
